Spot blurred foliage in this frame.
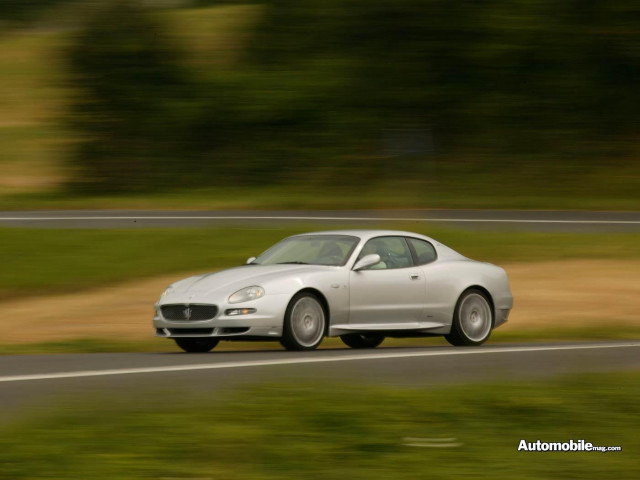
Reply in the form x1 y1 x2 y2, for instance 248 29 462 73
0 0 67 25
67 0 203 192
66 0 640 193
1 373 639 478
252 0 640 142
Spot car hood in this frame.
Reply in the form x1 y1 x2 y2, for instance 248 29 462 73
164 264 335 299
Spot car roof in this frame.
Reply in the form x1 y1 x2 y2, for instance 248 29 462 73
295 229 437 243
291 229 467 261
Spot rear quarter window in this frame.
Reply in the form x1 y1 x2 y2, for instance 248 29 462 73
407 238 437 265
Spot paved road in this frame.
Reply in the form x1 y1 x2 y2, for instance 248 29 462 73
1 341 638 421
1 209 640 231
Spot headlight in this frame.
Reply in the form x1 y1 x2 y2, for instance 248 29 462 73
228 286 264 304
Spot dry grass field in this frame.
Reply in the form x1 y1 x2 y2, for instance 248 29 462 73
2 259 638 346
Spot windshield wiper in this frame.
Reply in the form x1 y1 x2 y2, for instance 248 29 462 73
276 261 309 265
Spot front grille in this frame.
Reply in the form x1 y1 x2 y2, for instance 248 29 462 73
161 304 218 321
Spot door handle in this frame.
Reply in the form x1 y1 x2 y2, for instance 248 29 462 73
410 274 420 280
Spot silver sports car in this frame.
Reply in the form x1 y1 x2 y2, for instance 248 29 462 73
153 230 513 352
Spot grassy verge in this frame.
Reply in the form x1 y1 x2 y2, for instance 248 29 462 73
0 338 166 355
1 225 639 300
0 226 300 299
1 225 638 353
2 325 639 356
1 181 640 211
1 372 638 479
491 325 640 342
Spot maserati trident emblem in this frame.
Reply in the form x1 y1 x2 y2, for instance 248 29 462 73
183 306 192 320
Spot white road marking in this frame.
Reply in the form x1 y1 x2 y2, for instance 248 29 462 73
0 216 639 225
402 438 464 448
403 437 463 448
404 442 463 448
159 478 212 480
0 343 638 384
403 437 458 443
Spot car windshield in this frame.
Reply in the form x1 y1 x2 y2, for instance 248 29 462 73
253 235 360 266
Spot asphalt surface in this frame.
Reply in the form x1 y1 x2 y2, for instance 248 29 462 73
1 209 640 231
1 211 638 420
1 341 638 421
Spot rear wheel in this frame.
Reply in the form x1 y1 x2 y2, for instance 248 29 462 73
340 333 385 349
280 293 326 351
174 337 219 353
445 288 493 346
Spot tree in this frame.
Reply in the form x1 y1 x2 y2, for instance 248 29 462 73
68 0 196 192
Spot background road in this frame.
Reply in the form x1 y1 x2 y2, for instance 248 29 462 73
1 341 638 421
1 209 640 231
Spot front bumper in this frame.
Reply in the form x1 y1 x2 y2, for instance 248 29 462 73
153 294 290 339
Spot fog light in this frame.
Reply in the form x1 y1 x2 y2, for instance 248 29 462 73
225 308 257 316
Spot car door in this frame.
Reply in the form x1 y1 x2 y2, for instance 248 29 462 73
349 236 427 328
405 236 445 324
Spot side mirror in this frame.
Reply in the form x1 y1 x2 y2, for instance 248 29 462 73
353 254 381 271
246 257 257 265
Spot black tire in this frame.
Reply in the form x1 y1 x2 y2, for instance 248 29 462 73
280 292 326 351
445 288 493 347
340 333 385 349
174 337 219 353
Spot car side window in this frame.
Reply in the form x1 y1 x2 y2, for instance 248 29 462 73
357 236 414 270
407 238 437 265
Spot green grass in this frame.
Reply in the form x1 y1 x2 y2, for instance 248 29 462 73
1 224 639 300
0 338 166 355
2 325 639 355
491 325 640 342
1 224 637 354
1 179 640 211
0 226 299 300
1 372 638 479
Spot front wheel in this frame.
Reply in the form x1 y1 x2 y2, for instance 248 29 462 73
280 293 326 351
340 333 385 349
174 337 219 353
445 289 493 346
